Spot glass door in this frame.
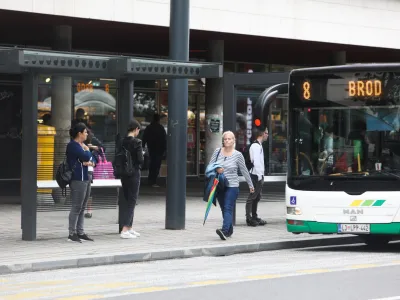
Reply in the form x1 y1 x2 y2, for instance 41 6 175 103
223 72 289 179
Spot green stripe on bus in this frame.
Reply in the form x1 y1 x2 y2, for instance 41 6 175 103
362 200 374 206
372 200 386 207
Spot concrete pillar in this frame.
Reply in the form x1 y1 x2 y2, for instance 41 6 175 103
205 40 224 164
51 25 72 203
165 0 190 230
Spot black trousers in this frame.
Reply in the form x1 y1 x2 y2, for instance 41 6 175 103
245 174 263 219
120 169 141 228
148 152 162 185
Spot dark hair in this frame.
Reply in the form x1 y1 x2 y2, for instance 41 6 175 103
86 129 94 144
76 108 85 119
42 114 51 122
127 119 141 133
153 113 160 122
69 122 87 139
252 127 265 138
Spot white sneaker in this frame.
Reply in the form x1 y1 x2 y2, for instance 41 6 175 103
129 229 141 237
120 231 136 239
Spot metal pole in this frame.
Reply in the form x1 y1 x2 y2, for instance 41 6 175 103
166 0 190 230
21 73 38 241
117 78 134 233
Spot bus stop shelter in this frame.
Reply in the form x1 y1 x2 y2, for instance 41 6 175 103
0 48 222 241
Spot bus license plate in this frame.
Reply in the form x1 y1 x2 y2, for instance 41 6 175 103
338 224 370 233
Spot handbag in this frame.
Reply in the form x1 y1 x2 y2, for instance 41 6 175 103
93 148 115 179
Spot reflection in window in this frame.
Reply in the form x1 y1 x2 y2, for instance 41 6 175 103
134 91 157 177
160 91 201 176
269 95 288 174
72 79 118 165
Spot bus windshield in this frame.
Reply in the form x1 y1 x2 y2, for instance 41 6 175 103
288 70 400 189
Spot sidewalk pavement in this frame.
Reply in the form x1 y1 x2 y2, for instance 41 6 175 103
0 196 361 275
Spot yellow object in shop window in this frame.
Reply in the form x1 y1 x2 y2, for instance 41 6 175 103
37 124 56 194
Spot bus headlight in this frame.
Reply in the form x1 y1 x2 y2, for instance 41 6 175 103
287 207 302 215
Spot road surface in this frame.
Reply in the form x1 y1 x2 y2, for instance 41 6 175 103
1 242 400 300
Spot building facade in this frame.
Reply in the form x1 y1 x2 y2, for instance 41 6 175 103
1 0 400 202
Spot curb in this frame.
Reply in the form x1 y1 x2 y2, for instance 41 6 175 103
0 235 364 275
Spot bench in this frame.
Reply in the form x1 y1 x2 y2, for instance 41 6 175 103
37 180 122 209
238 175 286 182
37 175 285 189
37 179 122 189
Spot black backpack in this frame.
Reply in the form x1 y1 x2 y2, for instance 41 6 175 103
113 136 134 178
55 155 77 197
243 140 259 171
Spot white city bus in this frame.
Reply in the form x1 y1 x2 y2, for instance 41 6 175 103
286 64 400 246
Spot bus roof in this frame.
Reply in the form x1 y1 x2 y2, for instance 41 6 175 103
290 63 400 76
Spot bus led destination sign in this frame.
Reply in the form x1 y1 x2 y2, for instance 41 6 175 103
299 78 383 101
348 80 382 97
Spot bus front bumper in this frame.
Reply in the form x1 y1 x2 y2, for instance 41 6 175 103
286 220 400 235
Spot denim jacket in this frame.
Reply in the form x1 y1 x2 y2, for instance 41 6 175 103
203 162 228 206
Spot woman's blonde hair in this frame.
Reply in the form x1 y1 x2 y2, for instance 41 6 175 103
222 131 236 147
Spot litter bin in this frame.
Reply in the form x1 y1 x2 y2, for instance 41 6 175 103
37 124 56 196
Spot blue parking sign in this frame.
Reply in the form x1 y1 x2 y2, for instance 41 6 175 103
290 196 297 205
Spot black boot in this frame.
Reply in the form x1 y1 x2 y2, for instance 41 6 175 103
246 218 258 227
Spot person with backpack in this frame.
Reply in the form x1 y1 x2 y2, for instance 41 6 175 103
113 119 144 239
66 122 95 243
244 127 269 227
207 131 254 240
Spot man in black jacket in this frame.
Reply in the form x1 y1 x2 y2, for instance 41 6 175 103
142 113 166 187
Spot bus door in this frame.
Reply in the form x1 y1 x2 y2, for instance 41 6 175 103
256 83 288 179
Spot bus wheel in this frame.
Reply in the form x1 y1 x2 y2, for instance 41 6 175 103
362 236 391 247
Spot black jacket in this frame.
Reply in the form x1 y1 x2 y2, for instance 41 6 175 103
142 122 166 155
122 136 144 169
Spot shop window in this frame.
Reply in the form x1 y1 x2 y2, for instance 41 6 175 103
134 91 157 132
161 79 205 92
135 80 160 89
134 91 158 178
160 91 202 176
71 78 118 181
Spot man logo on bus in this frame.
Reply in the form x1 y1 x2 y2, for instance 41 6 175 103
343 209 363 215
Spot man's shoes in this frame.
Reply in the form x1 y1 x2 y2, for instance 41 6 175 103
246 218 259 227
255 217 267 226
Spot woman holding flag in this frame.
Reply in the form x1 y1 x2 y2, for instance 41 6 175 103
206 131 254 240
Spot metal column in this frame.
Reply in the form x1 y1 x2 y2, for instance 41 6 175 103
21 73 38 241
165 0 190 230
117 78 134 233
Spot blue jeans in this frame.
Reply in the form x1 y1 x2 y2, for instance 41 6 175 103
217 187 239 236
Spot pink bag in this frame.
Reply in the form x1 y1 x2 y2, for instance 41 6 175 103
93 148 115 180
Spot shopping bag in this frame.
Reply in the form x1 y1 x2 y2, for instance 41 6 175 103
93 148 115 179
